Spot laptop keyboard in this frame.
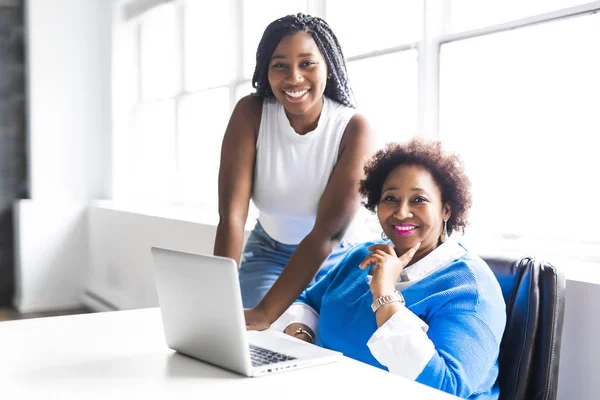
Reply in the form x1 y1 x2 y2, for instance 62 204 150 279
249 344 297 367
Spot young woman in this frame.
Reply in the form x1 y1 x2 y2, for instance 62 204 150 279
214 13 376 323
274 138 507 399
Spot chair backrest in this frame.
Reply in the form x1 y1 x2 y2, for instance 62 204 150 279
482 256 566 400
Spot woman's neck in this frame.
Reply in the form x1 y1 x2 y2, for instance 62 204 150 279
284 98 324 135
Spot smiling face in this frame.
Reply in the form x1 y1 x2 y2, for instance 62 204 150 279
267 31 328 122
377 164 451 263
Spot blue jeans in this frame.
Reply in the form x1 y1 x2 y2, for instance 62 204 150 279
238 221 354 308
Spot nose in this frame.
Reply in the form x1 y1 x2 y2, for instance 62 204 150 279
286 67 303 83
394 202 414 220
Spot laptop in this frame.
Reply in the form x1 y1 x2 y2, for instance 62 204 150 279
150 247 343 377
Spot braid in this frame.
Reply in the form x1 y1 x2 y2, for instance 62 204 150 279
252 13 356 108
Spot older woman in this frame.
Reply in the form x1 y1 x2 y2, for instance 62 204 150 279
272 138 506 399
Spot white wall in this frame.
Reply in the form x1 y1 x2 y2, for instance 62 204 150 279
556 279 600 399
13 200 87 312
13 0 113 311
84 202 253 311
25 0 112 200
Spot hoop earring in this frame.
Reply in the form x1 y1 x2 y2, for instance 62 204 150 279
440 220 448 243
381 231 388 241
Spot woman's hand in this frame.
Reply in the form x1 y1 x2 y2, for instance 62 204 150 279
359 242 421 297
244 307 271 331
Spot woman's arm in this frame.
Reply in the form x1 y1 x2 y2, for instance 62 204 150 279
284 322 315 343
271 249 357 340
368 309 502 398
213 95 262 266
253 113 376 325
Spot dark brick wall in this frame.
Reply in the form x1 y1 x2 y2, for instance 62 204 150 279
0 1 26 306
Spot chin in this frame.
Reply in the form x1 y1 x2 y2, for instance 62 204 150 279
392 237 420 249
285 104 310 114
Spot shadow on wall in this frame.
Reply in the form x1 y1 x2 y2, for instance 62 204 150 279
0 1 27 306
0 208 15 304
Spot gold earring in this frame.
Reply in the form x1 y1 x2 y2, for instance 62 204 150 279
440 220 448 243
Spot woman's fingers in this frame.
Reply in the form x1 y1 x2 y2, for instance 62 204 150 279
359 253 385 270
358 254 371 270
360 242 421 270
398 242 421 266
370 249 387 259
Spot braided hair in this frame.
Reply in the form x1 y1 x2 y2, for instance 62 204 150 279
252 13 356 108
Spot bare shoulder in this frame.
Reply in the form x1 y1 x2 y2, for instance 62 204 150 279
345 112 372 134
340 112 376 149
233 94 263 125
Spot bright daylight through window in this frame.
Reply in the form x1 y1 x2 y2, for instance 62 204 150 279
112 0 600 272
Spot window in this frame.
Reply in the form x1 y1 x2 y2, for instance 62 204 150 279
132 100 176 203
348 51 418 149
449 0 587 32
439 2 600 268
185 1 234 90
178 88 230 207
327 0 422 148
112 0 600 271
139 4 178 100
326 0 423 57
113 0 310 210
113 0 421 210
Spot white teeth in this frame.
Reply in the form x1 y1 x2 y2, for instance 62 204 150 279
285 89 308 98
394 226 416 231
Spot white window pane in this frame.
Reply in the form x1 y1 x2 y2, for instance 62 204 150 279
242 0 307 79
326 0 423 57
112 112 136 201
449 0 588 32
440 14 600 248
348 51 418 150
235 81 254 103
140 4 178 100
113 23 138 201
114 23 138 111
133 100 177 203
178 88 230 207
185 1 234 90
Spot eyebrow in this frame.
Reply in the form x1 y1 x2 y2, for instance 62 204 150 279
271 53 316 60
382 187 427 193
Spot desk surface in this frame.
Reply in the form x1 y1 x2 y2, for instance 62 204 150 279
0 308 457 399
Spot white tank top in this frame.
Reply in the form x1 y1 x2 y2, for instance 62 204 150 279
252 96 359 245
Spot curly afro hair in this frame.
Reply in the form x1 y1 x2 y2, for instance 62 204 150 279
358 138 472 235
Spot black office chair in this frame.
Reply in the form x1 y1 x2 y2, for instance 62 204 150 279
482 256 566 400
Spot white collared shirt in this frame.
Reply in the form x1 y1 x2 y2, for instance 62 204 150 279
272 235 466 380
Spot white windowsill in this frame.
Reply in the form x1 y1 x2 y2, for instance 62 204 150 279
90 200 258 231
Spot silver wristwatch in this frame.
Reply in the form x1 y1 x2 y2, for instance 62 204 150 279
371 290 405 313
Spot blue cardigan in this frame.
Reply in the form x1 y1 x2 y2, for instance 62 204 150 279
297 242 506 399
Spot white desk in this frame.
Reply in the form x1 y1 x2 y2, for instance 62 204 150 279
0 308 458 399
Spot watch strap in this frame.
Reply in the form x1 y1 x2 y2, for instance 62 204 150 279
371 290 405 313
